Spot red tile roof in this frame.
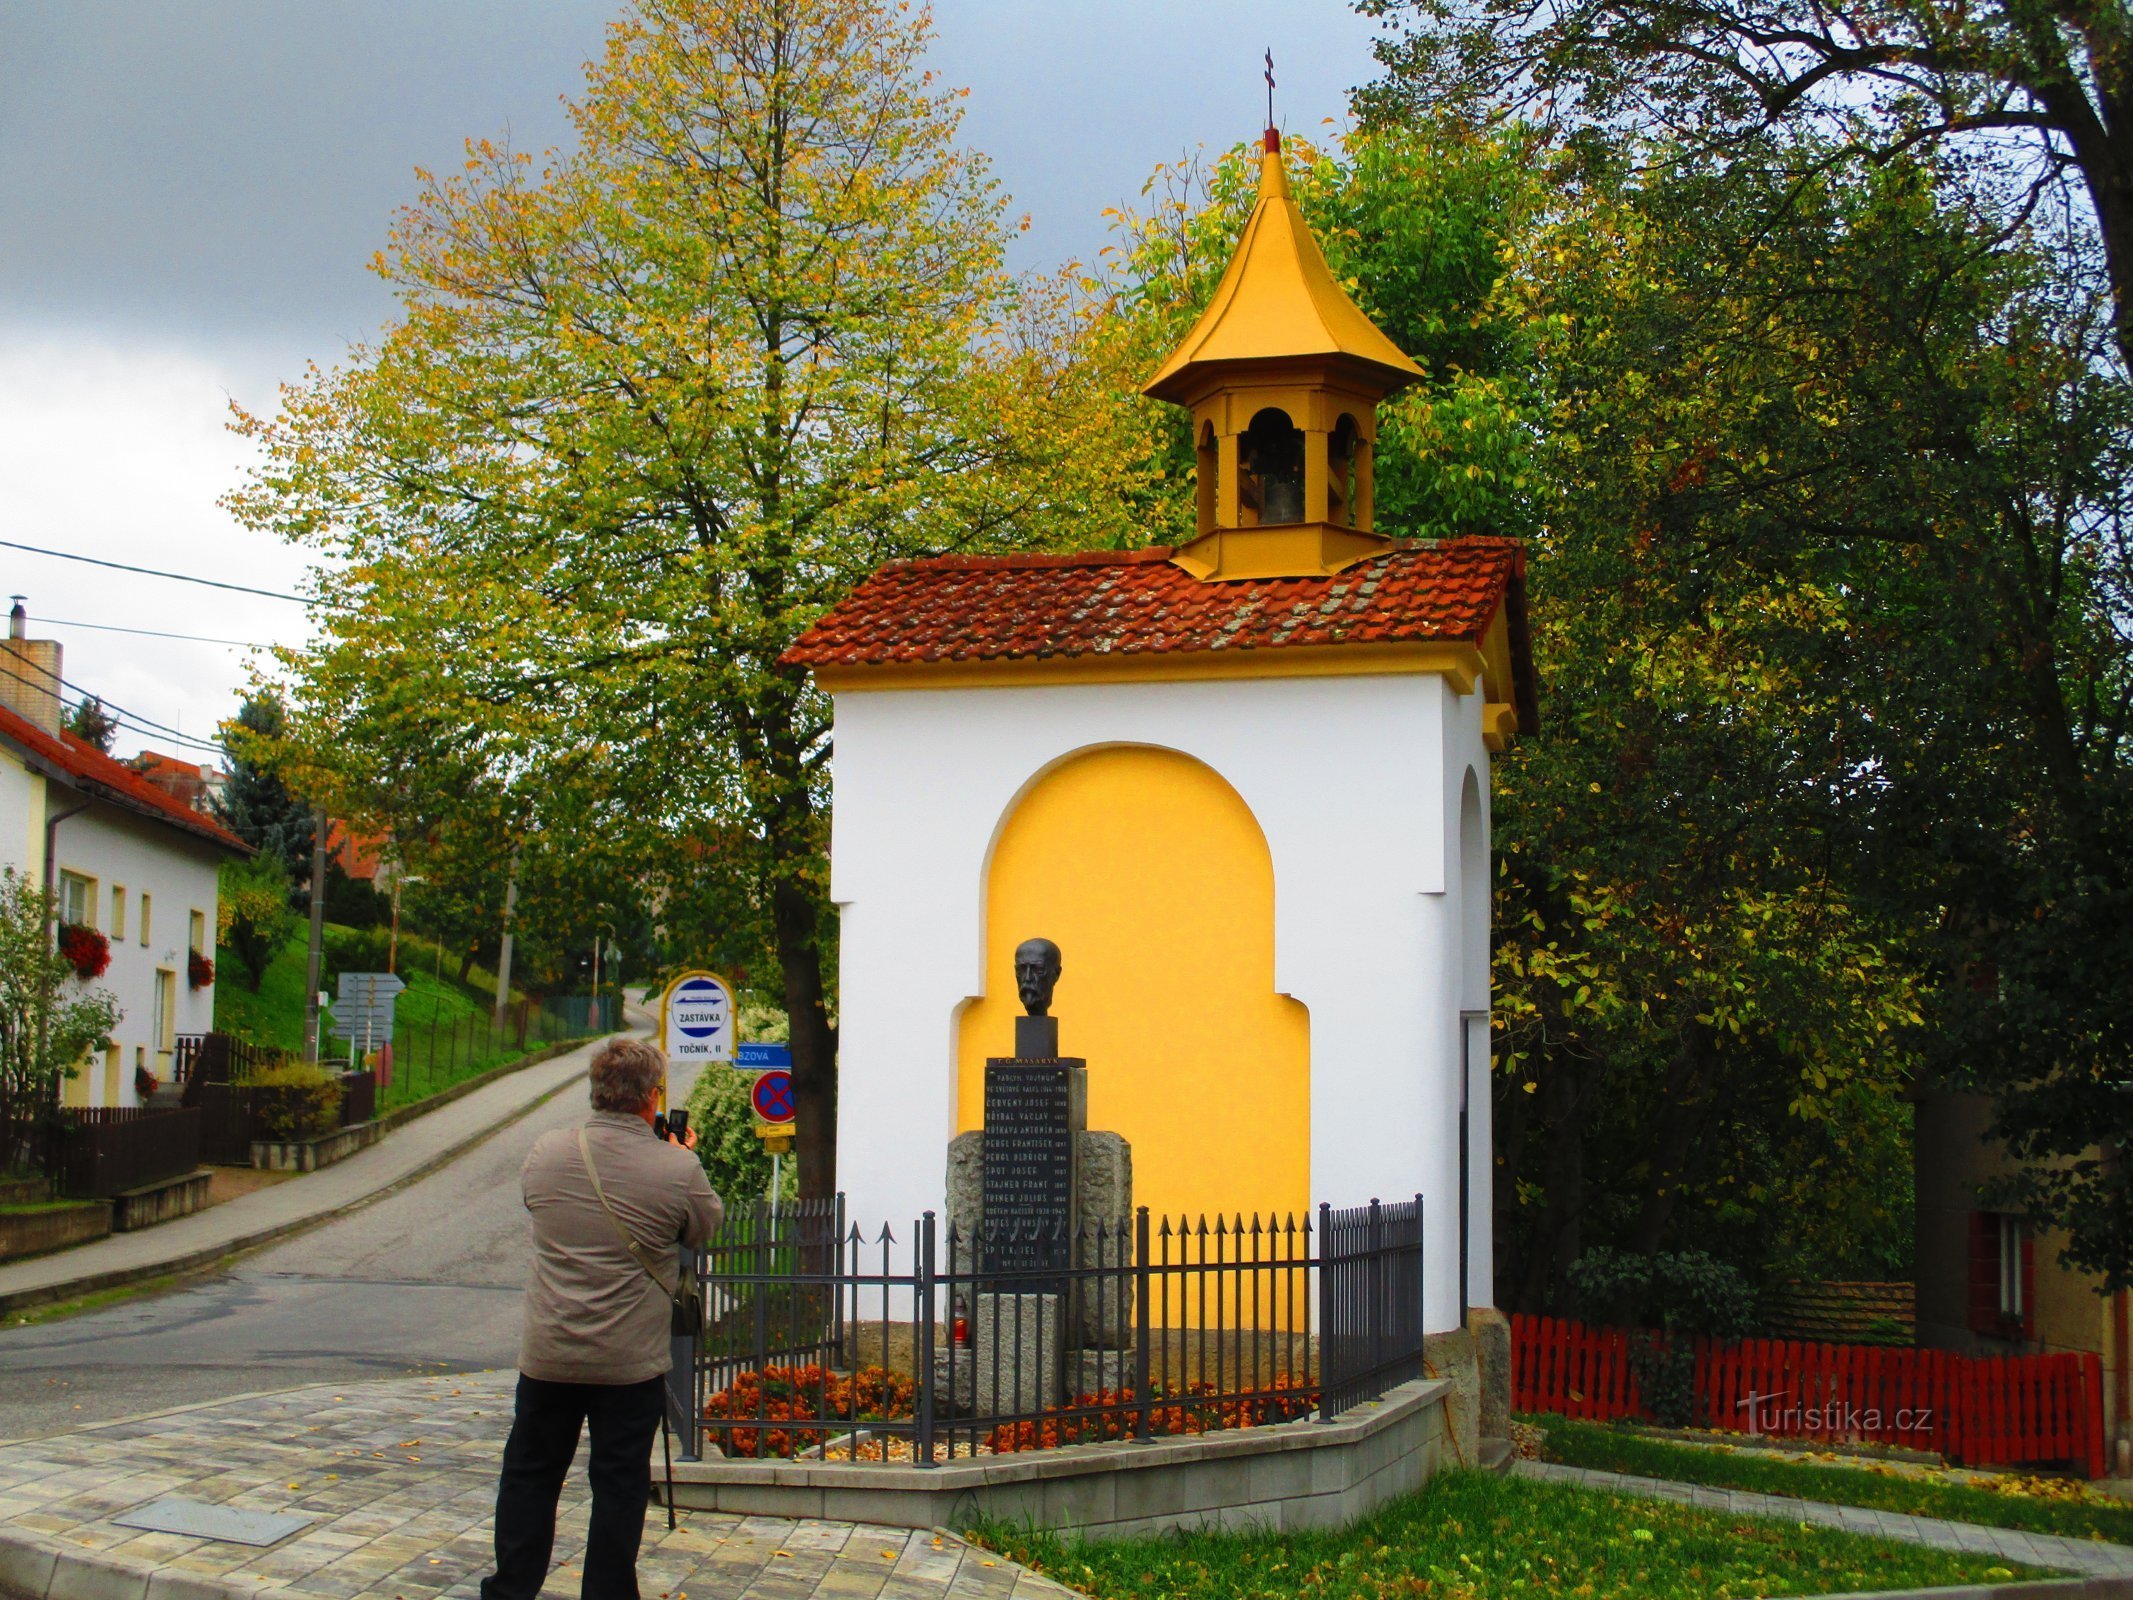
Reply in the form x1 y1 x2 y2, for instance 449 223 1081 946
0 704 249 853
784 536 1527 671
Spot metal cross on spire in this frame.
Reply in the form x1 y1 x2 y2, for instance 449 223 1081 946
1264 48 1276 131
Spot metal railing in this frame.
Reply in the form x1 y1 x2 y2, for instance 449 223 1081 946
680 1194 1424 1465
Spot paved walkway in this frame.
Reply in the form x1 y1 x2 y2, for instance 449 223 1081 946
1514 1459 2133 1580
0 1369 1066 1600
0 1039 606 1314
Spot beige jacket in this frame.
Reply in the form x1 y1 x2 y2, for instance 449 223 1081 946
518 1111 723 1385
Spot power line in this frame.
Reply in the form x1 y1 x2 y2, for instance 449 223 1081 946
0 538 319 605
0 651 226 757
31 615 266 649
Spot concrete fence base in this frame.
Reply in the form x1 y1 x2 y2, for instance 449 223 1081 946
251 1120 385 1173
111 1170 213 1232
667 1377 1449 1540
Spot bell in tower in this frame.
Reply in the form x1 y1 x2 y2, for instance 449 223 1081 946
1144 128 1422 581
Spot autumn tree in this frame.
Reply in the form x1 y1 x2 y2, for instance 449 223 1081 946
230 0 1140 1197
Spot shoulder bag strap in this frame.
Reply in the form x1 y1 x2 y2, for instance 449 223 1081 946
578 1126 679 1300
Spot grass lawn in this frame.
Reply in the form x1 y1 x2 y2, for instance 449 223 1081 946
210 926 317 1054
216 924 578 1112
1538 1415 2133 1549
972 1468 2037 1600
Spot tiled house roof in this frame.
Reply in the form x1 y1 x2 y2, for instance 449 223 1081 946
784 536 1529 689
0 704 249 853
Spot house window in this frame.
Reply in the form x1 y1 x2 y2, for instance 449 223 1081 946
111 885 126 940
1968 1210 2035 1339
153 968 177 1072
1999 1215 2025 1318
59 870 94 928
188 909 205 955
139 893 151 946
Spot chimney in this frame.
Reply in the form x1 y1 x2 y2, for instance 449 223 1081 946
0 598 64 736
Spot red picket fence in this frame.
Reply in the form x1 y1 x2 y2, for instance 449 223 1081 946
1511 1313 2107 1478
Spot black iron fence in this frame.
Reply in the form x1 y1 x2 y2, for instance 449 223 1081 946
48 1106 202 1198
680 1194 1425 1466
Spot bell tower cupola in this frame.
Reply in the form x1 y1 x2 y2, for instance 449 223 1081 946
1143 128 1423 581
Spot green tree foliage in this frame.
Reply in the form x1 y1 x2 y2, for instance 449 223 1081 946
1355 0 2133 367
0 867 120 1171
63 697 118 753
1360 12 2133 1291
217 852 298 992
229 0 1139 1197
213 695 315 884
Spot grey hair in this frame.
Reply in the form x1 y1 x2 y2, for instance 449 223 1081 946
589 1036 666 1113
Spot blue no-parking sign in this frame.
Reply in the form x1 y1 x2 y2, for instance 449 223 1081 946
751 1069 796 1125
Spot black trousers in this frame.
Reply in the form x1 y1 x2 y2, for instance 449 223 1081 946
481 1373 667 1600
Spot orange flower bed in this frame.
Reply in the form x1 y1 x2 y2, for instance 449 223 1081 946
987 1372 1315 1454
703 1364 916 1459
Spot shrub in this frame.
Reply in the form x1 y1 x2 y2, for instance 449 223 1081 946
217 853 295 991
987 1373 1315 1453
240 1059 344 1142
1566 1247 1755 1427
703 1365 916 1458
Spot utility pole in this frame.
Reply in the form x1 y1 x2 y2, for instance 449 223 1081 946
302 810 328 1064
493 843 520 1028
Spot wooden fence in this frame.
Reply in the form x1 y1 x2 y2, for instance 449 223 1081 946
1512 1313 2107 1478
193 1071 376 1164
52 1106 201 1199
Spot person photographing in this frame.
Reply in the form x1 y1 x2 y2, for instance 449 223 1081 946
483 1037 722 1600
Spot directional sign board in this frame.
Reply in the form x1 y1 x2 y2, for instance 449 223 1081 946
735 1041 792 1070
659 970 736 1066
330 971 404 1045
750 1069 795 1125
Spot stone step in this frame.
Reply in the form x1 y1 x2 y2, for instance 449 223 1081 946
1479 1436 1514 1474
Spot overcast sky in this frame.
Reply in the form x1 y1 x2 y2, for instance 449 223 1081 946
0 1 1384 762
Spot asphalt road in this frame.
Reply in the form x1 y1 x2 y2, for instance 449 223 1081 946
0 1044 709 1443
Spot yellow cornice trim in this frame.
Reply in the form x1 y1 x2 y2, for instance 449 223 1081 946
1171 523 1388 581
1482 702 1519 753
815 640 1486 696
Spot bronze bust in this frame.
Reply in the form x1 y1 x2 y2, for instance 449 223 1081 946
1014 937 1062 1016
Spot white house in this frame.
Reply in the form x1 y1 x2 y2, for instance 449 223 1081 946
782 131 1538 1337
0 604 247 1107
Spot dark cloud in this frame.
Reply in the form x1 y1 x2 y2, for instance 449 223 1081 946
0 1 1375 350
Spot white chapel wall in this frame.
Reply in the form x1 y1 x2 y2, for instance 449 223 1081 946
831 670 1494 1332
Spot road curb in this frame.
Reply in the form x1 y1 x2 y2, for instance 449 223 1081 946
0 1040 601 1319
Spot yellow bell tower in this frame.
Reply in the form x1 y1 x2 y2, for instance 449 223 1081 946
1144 129 1424 582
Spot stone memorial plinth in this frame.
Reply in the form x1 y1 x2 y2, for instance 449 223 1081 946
946 1128 1134 1347
974 1291 1065 1416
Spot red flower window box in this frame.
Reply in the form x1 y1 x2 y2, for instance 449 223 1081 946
58 922 110 981
188 949 215 990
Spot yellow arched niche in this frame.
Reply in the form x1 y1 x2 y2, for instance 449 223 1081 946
957 745 1309 1225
